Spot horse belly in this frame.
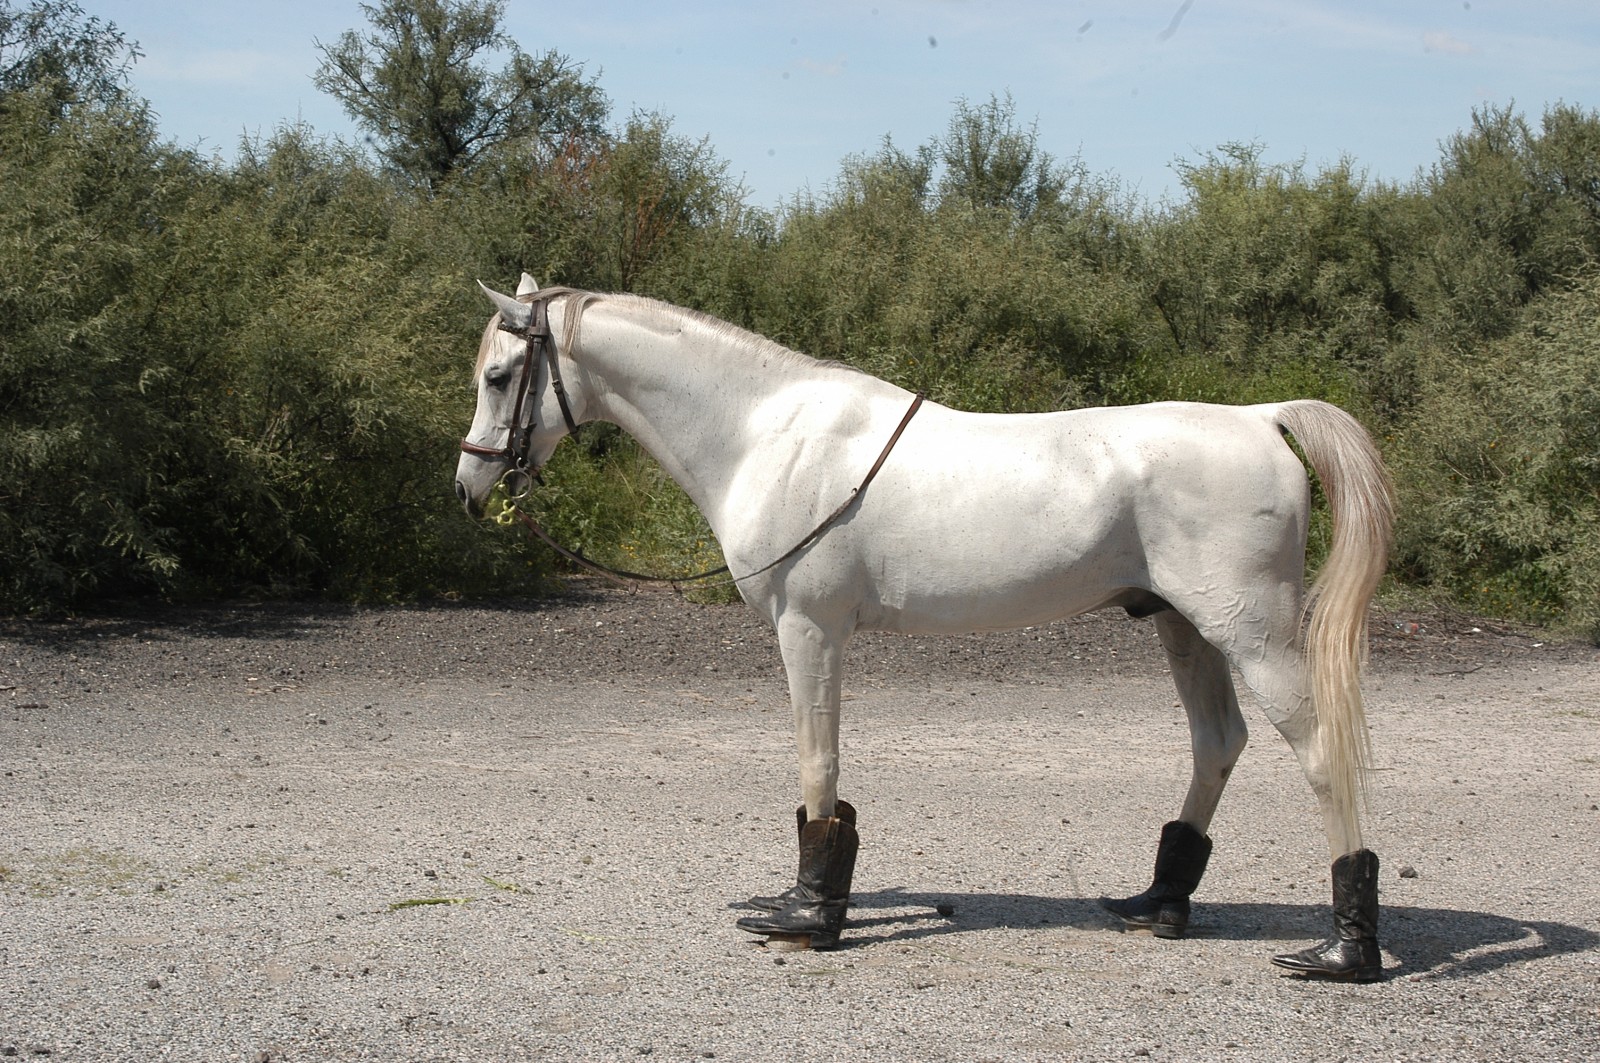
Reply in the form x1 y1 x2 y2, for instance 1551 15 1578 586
848 477 1136 636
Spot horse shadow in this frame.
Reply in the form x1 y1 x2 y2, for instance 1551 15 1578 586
759 887 1599 981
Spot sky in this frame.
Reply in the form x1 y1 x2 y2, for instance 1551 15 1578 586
104 0 1600 209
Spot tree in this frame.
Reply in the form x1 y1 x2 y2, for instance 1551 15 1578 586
314 0 607 190
0 0 140 110
0 76 188 608
936 93 1067 220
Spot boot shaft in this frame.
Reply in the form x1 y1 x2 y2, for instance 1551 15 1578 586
1330 848 1379 940
1151 819 1213 897
794 799 857 834
796 816 860 899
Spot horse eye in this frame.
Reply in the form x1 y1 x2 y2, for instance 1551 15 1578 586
484 363 511 388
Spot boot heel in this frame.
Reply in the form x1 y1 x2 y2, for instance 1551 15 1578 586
762 929 841 950
1151 903 1190 939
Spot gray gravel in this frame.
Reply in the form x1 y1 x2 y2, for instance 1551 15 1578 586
2 586 1598 1061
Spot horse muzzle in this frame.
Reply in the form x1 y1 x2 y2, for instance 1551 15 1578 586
456 443 539 520
454 477 484 519
455 442 508 519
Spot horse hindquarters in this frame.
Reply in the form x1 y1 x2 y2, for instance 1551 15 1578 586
1119 400 1391 979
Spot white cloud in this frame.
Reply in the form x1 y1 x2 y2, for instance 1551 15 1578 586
794 54 849 78
140 49 284 88
1423 31 1473 56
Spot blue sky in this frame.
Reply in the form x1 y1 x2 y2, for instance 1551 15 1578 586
106 0 1600 208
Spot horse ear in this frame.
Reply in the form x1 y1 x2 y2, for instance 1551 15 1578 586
516 272 540 297
478 281 532 331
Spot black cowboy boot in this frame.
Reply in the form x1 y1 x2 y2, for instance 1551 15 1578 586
745 800 857 911
1272 848 1383 982
1102 820 1213 939
736 815 860 949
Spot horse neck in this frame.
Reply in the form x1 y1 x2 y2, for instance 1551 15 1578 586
557 297 821 515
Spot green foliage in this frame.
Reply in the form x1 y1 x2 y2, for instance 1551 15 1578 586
3 0 1599 638
1393 273 1600 638
0 98 553 609
0 82 185 606
937 93 1069 220
746 106 1153 413
1410 104 1600 346
1144 145 1412 376
0 0 139 109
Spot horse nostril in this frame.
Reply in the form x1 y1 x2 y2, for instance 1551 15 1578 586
454 480 470 507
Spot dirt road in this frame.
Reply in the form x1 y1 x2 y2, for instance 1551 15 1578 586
3 588 1598 1061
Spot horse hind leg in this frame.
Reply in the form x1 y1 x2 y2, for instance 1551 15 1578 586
1235 647 1383 982
1103 610 1247 938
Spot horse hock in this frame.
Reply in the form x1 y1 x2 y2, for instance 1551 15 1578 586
1102 819 1213 939
736 815 859 950
745 800 857 911
1271 848 1383 982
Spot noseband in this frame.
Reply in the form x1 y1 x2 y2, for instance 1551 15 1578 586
459 297 581 485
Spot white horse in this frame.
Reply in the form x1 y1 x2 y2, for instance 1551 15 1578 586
454 276 1395 981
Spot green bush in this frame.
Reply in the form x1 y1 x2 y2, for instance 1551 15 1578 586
1393 273 1600 638
5 1 1600 643
0 85 188 607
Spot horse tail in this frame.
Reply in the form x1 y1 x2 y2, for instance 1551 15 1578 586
1273 400 1395 830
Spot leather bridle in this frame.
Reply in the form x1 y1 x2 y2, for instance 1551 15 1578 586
459 297 580 488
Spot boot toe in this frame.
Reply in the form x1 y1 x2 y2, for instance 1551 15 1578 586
1270 941 1383 982
1101 893 1189 937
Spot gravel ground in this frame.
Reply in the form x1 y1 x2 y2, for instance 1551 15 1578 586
2 583 1598 1062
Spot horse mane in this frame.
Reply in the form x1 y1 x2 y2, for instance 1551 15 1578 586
474 285 860 380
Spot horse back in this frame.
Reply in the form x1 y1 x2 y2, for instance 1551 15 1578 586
760 399 1313 636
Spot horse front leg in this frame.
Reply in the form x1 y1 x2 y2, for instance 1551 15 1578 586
736 612 860 950
1104 610 1247 939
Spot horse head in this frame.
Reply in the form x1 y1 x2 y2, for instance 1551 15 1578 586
454 274 584 518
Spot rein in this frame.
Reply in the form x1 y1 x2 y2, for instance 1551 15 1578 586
507 392 926 592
